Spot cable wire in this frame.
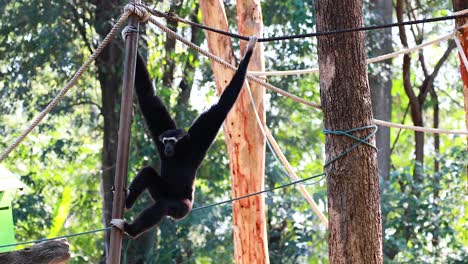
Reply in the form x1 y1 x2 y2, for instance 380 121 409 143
192 172 325 211
146 14 468 136
0 227 112 249
143 5 468 42
0 172 324 249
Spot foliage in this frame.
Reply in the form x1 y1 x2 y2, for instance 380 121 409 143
383 147 468 263
0 0 467 263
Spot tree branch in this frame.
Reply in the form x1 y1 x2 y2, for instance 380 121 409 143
66 2 94 54
418 40 456 104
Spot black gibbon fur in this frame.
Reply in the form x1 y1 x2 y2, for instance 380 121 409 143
111 37 257 238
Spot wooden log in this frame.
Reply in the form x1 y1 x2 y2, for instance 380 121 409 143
199 0 269 263
0 239 70 264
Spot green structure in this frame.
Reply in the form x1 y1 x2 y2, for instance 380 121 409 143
0 166 26 253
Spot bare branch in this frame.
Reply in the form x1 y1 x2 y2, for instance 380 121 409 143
418 40 456 104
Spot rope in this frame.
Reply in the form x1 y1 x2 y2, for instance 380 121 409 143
0 227 111 249
142 5 468 42
323 125 378 167
249 32 455 76
123 3 151 22
453 8 468 16
146 15 468 136
0 12 132 163
372 119 468 135
146 16 321 110
454 32 468 72
244 81 328 226
243 82 297 182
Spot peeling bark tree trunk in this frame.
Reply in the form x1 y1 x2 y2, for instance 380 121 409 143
200 0 269 263
233 1 268 263
452 0 468 188
315 1 383 263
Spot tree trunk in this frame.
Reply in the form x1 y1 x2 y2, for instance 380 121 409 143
200 1 269 263
0 239 70 264
368 0 392 188
395 0 425 171
366 1 392 257
452 0 468 189
429 87 441 256
315 0 383 263
234 1 268 263
93 2 123 259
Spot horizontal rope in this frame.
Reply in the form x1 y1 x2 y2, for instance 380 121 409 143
0 12 131 163
146 16 320 109
249 32 455 76
373 119 468 135
143 4 468 42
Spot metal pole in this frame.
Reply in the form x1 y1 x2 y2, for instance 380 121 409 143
107 1 140 263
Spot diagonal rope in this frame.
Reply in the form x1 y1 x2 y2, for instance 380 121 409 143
192 172 325 211
244 80 328 226
146 16 321 110
0 11 131 163
323 125 378 167
454 32 468 72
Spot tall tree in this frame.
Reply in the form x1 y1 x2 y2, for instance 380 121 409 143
367 0 392 193
395 0 455 172
91 1 124 260
315 0 383 263
200 0 269 262
393 1 455 253
366 0 393 259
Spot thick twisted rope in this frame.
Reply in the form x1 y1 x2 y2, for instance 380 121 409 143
146 16 321 109
244 81 329 226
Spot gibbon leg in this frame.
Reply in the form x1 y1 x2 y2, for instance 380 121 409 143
125 166 162 209
122 198 191 238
